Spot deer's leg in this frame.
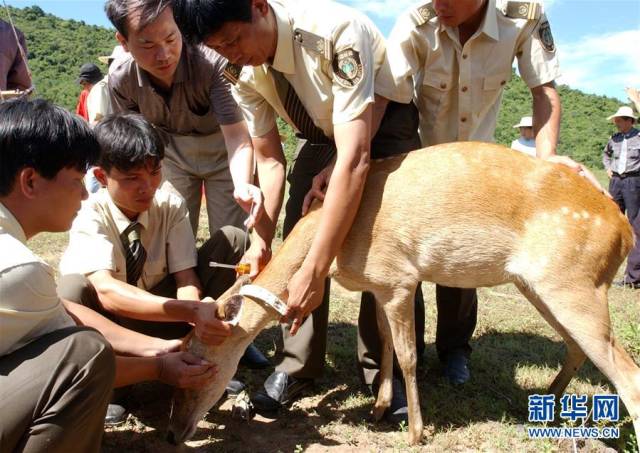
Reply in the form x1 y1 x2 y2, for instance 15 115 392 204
514 282 586 397
371 292 394 421
381 286 423 445
517 283 640 439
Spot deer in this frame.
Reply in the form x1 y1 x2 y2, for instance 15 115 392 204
167 141 640 446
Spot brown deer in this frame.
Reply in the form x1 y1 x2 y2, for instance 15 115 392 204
167 142 640 446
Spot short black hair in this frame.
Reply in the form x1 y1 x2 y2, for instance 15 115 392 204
0 98 99 197
172 0 252 45
105 0 173 38
95 114 164 173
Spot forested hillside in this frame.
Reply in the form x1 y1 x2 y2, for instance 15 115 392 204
4 5 117 109
2 5 633 168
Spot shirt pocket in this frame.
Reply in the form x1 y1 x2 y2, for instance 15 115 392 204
418 71 454 123
482 72 512 108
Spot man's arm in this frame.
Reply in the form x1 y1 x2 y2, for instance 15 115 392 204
286 105 372 333
603 141 613 178
7 30 31 90
174 267 202 301
241 125 287 278
531 82 561 160
220 121 264 227
86 270 231 345
63 299 180 356
64 300 217 388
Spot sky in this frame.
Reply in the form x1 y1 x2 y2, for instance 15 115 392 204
3 0 639 101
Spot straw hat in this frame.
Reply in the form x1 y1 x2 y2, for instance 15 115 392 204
512 116 533 128
98 45 127 65
606 106 637 121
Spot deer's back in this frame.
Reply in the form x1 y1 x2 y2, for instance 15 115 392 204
334 142 632 290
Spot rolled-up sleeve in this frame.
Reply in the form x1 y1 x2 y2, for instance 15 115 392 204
232 76 278 138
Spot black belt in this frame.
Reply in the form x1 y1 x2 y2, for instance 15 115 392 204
612 171 640 179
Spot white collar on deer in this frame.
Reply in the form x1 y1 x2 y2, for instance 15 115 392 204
239 285 288 316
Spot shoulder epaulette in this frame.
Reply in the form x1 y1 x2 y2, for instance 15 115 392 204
504 1 541 20
223 63 243 85
410 3 436 26
293 28 332 60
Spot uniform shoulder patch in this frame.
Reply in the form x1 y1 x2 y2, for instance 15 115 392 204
293 28 332 60
537 20 555 52
504 1 541 20
332 48 363 89
410 3 436 26
223 63 243 85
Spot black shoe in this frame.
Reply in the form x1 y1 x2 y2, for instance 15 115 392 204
251 371 313 413
104 403 127 426
225 377 246 397
239 343 270 369
613 279 640 289
444 350 470 385
371 377 409 425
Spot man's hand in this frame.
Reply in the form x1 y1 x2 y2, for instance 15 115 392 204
240 237 272 279
607 168 613 179
544 155 610 197
302 163 335 216
192 302 232 345
234 182 264 228
139 338 182 357
157 351 217 389
283 266 326 335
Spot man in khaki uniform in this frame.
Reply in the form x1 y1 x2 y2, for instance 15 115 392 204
172 0 425 422
376 0 594 384
58 114 248 423
105 0 263 236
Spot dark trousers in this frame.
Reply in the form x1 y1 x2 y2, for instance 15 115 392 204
276 101 426 384
626 211 640 284
0 327 114 453
58 226 246 339
610 175 640 284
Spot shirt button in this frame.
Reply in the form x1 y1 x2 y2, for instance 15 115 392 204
500 80 506 86
440 82 447 89
461 86 468 92
462 54 468 59
461 117 467 122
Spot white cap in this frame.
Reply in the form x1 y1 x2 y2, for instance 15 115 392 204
513 116 533 128
607 106 637 121
98 45 127 65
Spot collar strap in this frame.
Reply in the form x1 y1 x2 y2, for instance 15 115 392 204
239 284 288 316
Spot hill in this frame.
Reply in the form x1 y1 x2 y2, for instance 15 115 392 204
3 5 117 109
2 5 632 168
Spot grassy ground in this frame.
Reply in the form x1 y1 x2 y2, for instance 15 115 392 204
31 168 640 452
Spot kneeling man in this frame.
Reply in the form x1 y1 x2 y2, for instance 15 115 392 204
59 114 247 422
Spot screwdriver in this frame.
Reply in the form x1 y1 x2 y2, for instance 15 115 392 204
209 261 251 275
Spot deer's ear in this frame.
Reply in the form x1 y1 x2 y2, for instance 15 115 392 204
216 294 244 325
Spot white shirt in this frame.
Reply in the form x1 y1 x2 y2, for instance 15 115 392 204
0 202 74 356
511 137 537 156
60 188 197 290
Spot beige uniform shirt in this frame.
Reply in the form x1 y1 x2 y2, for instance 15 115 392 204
232 0 386 139
0 203 74 356
377 0 560 145
60 188 197 290
87 75 111 124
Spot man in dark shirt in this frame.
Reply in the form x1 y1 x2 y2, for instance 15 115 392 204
0 19 31 93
